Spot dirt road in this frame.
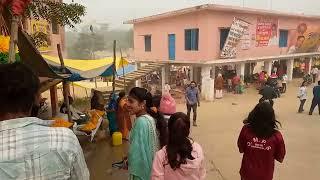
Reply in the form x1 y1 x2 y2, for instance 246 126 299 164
83 80 320 180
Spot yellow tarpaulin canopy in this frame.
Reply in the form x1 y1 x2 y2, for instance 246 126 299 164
42 55 129 71
57 82 110 89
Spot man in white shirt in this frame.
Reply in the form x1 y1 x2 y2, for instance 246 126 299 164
311 66 319 83
0 63 89 180
282 74 288 93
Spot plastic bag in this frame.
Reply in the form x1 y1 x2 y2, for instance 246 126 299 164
159 94 176 115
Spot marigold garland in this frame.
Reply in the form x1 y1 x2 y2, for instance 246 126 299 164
0 35 10 53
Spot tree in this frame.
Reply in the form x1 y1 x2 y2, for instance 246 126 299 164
25 0 86 28
26 0 86 47
66 25 134 59
67 26 106 59
1 0 86 62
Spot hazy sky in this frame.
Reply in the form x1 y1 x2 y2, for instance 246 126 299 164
66 0 320 29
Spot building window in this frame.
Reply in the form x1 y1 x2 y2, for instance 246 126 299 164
144 35 151 52
185 28 199 51
279 30 289 47
220 28 230 50
52 21 59 34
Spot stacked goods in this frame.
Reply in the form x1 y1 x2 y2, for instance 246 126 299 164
51 118 74 128
80 110 105 132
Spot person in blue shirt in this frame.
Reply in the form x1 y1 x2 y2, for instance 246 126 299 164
185 81 200 126
309 81 320 115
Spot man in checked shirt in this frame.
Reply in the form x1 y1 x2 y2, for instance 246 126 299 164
0 63 89 180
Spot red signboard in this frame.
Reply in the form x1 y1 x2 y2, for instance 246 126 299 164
256 17 278 47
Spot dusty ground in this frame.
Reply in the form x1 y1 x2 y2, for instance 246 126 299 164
81 80 320 180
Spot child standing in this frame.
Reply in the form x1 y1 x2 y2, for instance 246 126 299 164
237 102 286 180
282 74 288 93
227 78 232 92
297 81 307 113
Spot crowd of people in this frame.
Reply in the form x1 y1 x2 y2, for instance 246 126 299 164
0 62 289 180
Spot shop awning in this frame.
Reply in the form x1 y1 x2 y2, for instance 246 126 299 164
43 55 130 81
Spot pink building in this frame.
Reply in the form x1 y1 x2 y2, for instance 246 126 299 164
125 4 320 100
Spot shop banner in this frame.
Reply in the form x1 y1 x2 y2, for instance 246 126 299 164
31 19 50 34
30 19 51 51
241 29 250 50
220 18 250 58
256 17 278 47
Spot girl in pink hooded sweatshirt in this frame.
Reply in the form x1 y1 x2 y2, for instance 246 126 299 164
151 112 206 180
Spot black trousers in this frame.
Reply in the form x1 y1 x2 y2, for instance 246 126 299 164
298 99 306 113
187 104 197 122
259 97 274 107
313 74 317 83
282 83 287 93
309 98 320 115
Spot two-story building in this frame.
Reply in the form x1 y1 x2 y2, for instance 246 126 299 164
125 4 320 100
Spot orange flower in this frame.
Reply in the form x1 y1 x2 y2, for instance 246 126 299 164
0 36 10 53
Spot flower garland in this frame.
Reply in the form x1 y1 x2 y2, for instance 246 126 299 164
0 35 20 64
0 35 10 53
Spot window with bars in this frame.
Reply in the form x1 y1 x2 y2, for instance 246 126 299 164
279 30 289 47
144 35 151 52
185 28 199 51
52 21 59 34
220 28 230 50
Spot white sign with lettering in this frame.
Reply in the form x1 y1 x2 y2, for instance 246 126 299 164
221 18 250 58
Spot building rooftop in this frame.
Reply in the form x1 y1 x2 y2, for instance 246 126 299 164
124 4 320 24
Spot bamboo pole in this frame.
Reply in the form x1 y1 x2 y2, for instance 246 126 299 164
57 44 72 122
50 85 58 117
72 82 75 99
112 40 116 94
120 48 126 92
8 15 19 63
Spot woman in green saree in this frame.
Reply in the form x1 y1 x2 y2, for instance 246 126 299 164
126 87 168 180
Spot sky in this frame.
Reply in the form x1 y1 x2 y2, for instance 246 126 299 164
65 0 320 30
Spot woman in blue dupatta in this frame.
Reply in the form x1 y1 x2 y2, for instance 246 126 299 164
125 87 168 180
106 93 118 135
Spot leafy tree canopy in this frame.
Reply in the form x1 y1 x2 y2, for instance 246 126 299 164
25 0 86 28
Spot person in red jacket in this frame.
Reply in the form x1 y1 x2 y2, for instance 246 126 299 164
237 102 286 180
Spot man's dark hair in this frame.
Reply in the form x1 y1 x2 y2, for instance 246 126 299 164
0 63 40 116
318 81 320 85
190 81 197 85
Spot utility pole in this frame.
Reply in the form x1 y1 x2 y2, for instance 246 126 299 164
90 25 98 88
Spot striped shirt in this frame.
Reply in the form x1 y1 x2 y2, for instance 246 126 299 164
0 117 89 180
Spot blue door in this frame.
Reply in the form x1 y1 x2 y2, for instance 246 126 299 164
168 34 175 60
